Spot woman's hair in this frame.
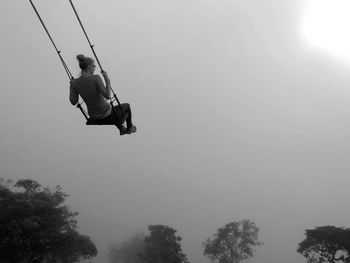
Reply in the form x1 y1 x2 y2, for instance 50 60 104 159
76 54 94 71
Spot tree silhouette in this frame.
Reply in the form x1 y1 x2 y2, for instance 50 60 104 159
203 219 262 263
297 226 350 263
0 179 97 263
141 225 189 263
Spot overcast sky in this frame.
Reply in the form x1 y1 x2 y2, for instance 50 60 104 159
2 1 350 263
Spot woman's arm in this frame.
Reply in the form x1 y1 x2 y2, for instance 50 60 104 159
69 82 79 105
96 73 111 99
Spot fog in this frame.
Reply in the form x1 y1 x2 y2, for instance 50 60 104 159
1 1 350 262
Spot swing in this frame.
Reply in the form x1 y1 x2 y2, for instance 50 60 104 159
29 0 127 127
77 100 128 126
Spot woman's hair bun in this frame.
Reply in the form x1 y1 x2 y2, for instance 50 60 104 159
76 54 94 70
76 54 85 62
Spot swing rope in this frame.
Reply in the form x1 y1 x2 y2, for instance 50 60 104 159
68 0 125 118
29 0 88 120
29 0 126 123
29 0 74 81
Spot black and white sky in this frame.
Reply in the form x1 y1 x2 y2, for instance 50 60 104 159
2 1 350 263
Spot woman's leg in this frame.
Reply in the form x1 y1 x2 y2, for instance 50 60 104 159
118 103 136 134
114 103 133 128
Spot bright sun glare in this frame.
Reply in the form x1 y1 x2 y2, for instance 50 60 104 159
302 0 350 62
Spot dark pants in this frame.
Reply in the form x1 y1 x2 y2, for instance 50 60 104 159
112 103 133 129
86 103 133 130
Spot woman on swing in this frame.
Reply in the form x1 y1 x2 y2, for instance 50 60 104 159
70 54 136 135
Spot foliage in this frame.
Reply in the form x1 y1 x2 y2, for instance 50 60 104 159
297 226 350 263
142 225 189 263
203 219 262 263
110 225 189 263
109 225 189 263
108 232 146 263
0 179 97 263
